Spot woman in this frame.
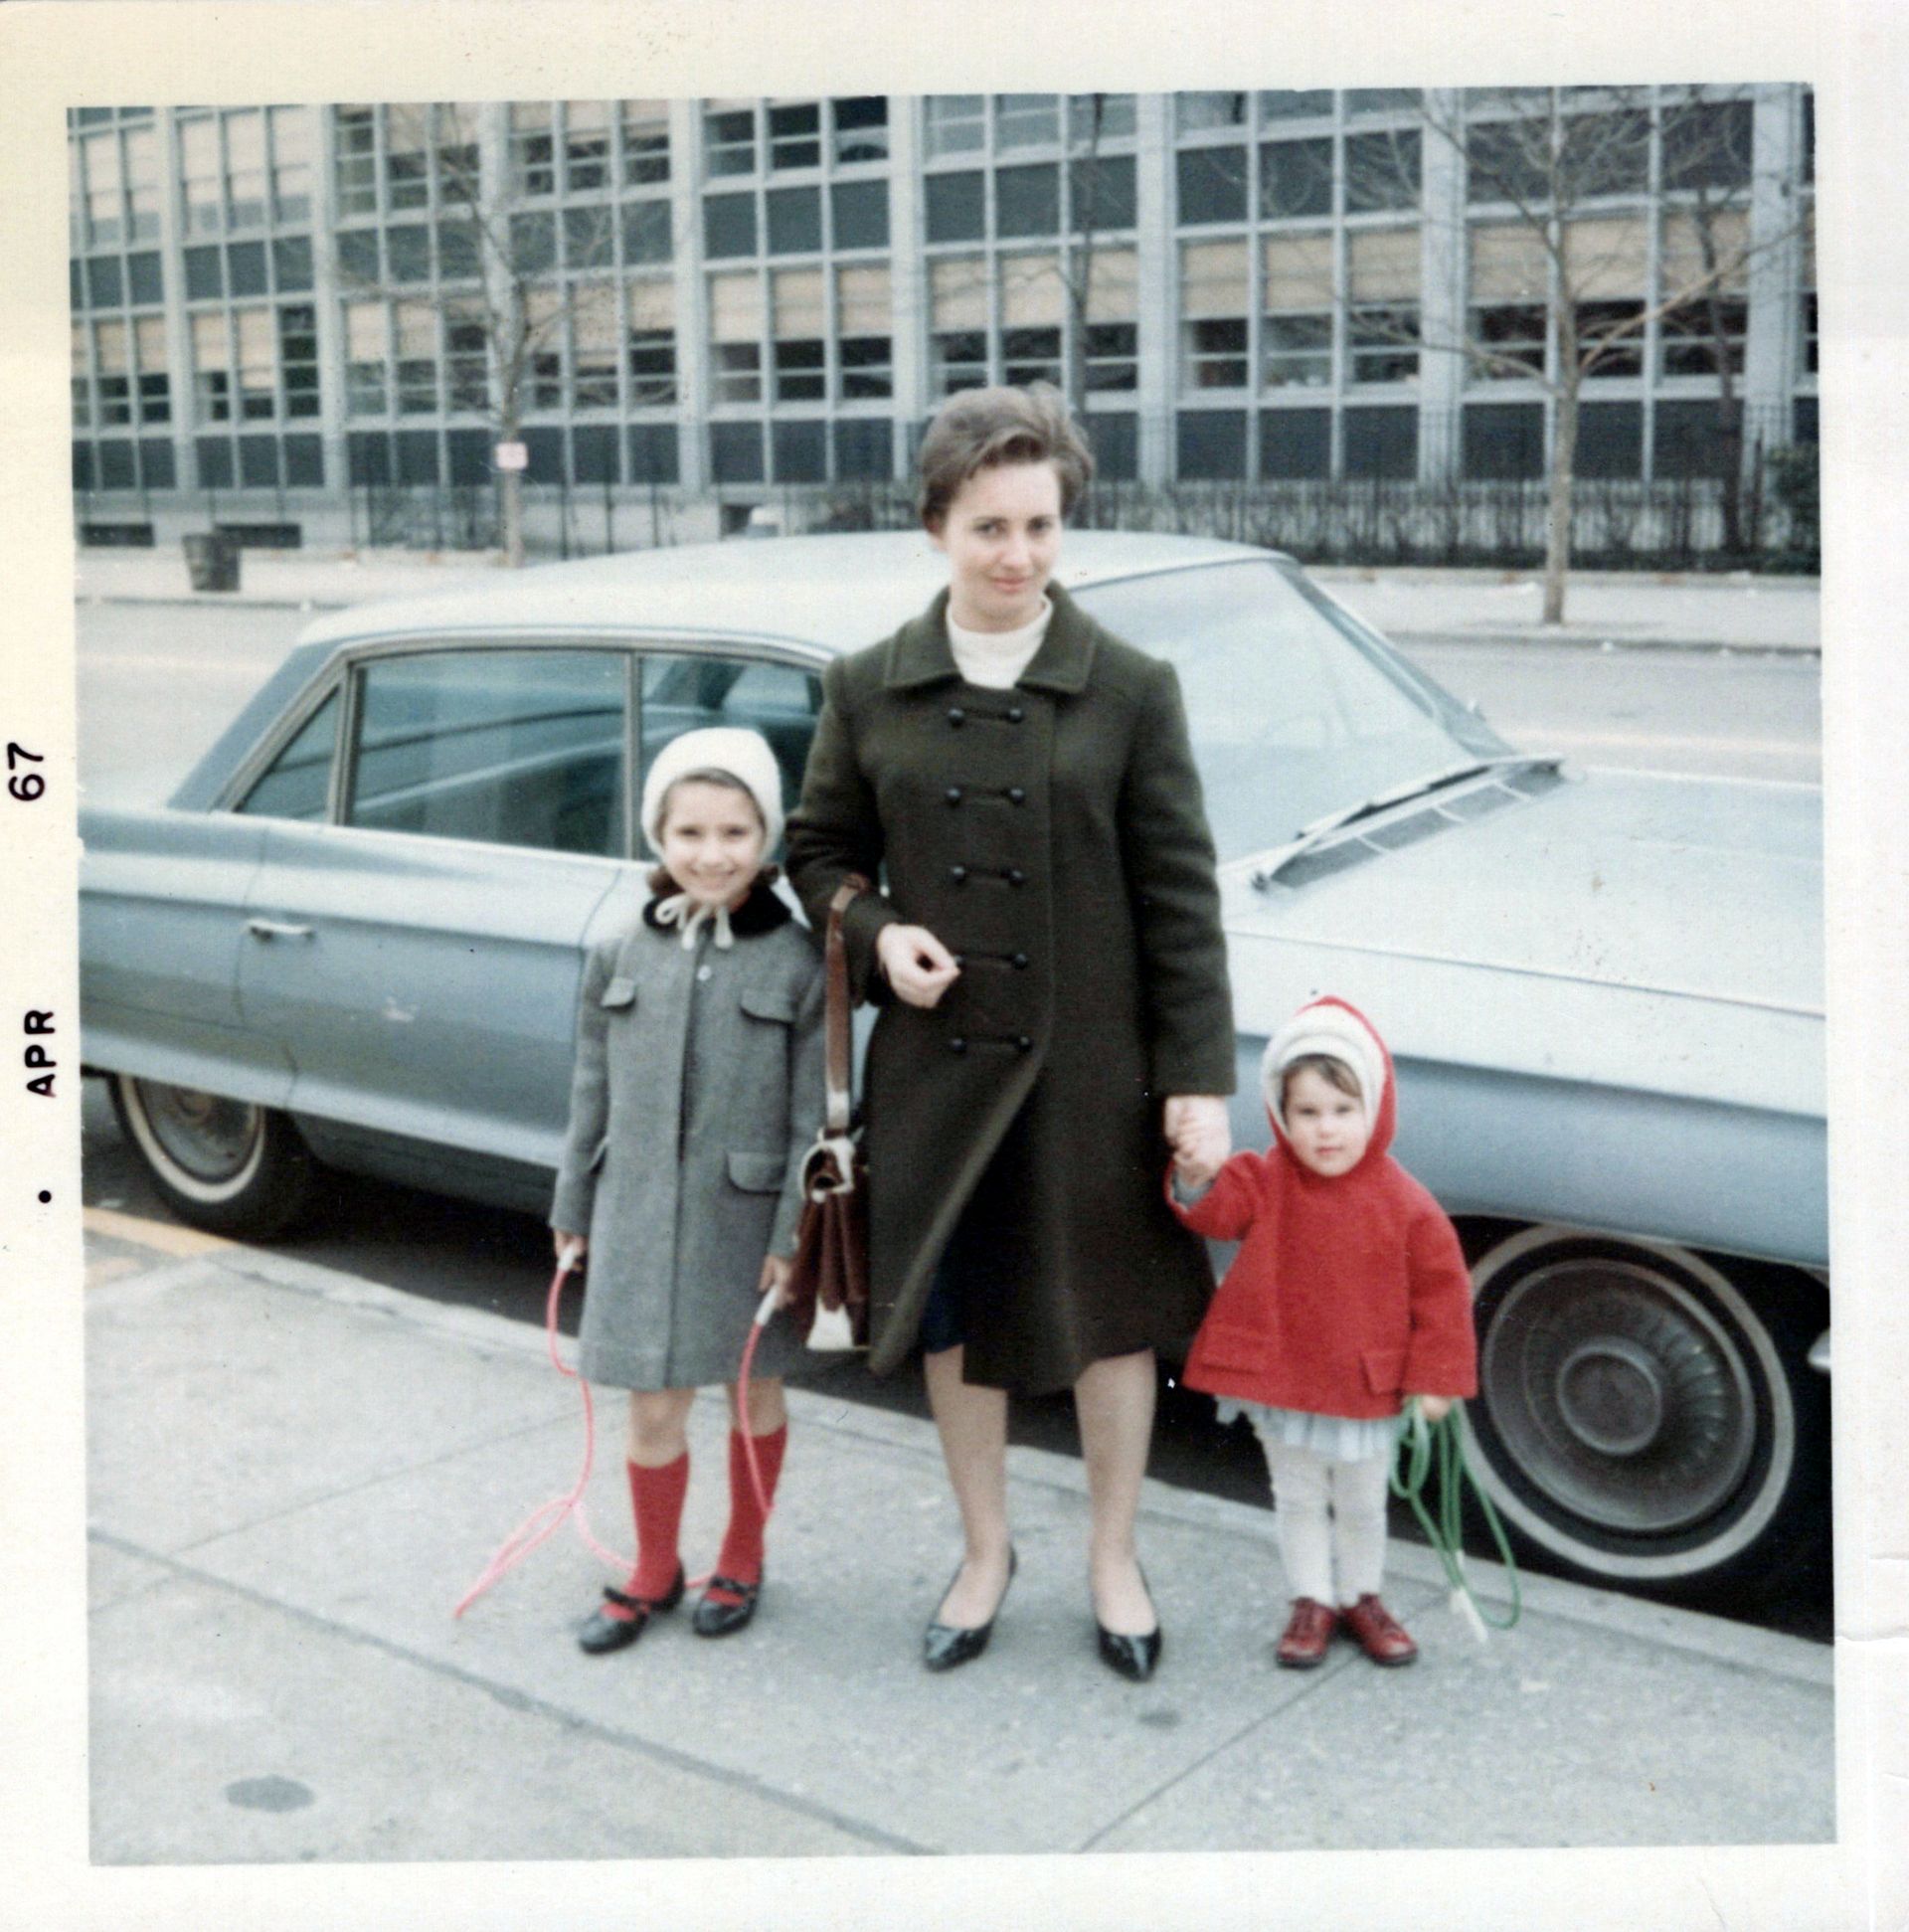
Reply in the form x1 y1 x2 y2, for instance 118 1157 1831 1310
785 385 1234 1681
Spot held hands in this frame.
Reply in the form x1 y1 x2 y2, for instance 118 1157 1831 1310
553 1230 588 1271
1409 1393 1455 1424
877 922 961 1008
759 1252 794 1310
1164 1094 1231 1191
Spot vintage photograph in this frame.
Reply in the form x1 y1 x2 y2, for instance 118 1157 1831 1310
65 77 1838 1875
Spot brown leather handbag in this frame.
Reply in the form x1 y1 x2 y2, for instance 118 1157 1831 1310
784 876 871 1351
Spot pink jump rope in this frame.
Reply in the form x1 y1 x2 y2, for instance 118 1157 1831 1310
452 1246 781 1620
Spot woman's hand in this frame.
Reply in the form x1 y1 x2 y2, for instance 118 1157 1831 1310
759 1253 794 1309
1410 1393 1455 1424
877 923 961 1008
553 1230 588 1271
1164 1095 1230 1189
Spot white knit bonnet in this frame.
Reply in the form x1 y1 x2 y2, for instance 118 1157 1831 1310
1261 1000 1387 1136
640 727 785 858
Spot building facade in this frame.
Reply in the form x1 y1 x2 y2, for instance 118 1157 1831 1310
68 88 1817 547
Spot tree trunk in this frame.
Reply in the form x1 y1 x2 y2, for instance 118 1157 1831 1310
1544 374 1581 625
501 468 524 569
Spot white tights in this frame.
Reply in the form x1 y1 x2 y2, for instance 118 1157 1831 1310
1256 1438 1392 1607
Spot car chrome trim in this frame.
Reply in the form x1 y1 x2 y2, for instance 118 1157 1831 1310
215 665 348 814
1808 1328 1830 1374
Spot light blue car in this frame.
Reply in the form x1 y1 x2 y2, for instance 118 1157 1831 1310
80 531 1827 1599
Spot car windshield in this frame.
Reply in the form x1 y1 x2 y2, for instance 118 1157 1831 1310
1075 559 1510 864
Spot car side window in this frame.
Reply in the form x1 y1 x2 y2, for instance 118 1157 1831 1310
345 648 628 857
236 687 340 821
639 653 821 847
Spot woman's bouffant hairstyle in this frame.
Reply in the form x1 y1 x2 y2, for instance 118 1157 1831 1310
916 382 1095 529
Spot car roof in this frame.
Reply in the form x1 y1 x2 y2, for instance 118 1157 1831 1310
294 529 1280 655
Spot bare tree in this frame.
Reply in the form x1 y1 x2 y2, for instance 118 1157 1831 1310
1329 87 1796 619
336 102 622 567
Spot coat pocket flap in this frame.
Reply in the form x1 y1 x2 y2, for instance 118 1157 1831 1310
727 1148 788 1193
740 986 798 1024
1361 1347 1408 1394
599 976 637 1009
1195 1320 1267 1373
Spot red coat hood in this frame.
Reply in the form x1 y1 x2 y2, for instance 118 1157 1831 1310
1262 996 1396 1177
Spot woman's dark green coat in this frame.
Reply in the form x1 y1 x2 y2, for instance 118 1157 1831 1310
785 581 1236 1393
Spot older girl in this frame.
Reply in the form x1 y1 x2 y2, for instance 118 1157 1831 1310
552 727 824 1654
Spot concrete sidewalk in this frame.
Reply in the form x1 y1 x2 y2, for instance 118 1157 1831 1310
86 1214 1833 1867
72 543 1821 654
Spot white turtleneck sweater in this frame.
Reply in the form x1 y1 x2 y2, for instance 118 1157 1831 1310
946 597 1053 689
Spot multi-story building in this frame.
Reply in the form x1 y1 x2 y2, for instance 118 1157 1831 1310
68 88 1816 549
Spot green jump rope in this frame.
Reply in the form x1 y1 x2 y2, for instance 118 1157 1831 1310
1390 1398 1522 1640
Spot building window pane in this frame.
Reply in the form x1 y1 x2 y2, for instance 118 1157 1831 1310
224 110 266 228
268 105 311 224
704 193 757 259
436 220 480 281
1085 321 1137 392
1068 93 1136 142
184 245 225 301
191 310 230 423
925 94 984 157
1178 92 1249 133
88 255 126 307
767 185 822 256
705 107 757 177
1261 138 1332 220
833 417 892 479
933 329 987 395
1462 400 1545 478
832 96 889 165
1177 147 1248 225
1346 88 1420 115
713 340 761 404
387 224 431 284
621 99 670 185
279 302 319 418
445 306 488 411
234 306 276 421
1261 89 1333 120
1070 153 1135 231
1658 297 1747 378
1176 409 1247 477
272 235 314 292
710 419 764 482
511 102 556 197
623 199 673 264
227 239 268 297
1574 401 1644 477
1264 312 1332 387
996 93 1061 150
334 105 378 218
925 170 984 244
768 101 821 170
564 206 615 269
384 111 430 213
627 327 676 405
772 418 826 481
839 333 892 399
136 316 171 424
1345 129 1421 212
509 212 557 275
1184 316 1248 389
1261 408 1331 477
1577 300 1644 377
565 100 610 191
996 163 1059 238
127 250 164 305
1343 405 1418 476
345 301 388 415
831 178 889 250
1002 325 1060 387
180 115 222 232
1661 99 1753 192
773 338 825 401
1349 305 1419 383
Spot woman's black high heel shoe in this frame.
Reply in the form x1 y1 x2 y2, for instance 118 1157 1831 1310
1094 1566 1162 1682
923 1546 1016 1671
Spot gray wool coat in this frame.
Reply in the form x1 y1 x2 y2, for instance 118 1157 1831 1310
549 893 826 1391
784 581 1236 1393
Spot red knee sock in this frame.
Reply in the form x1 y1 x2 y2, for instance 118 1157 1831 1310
607 1451 689 1620
708 1425 786 1603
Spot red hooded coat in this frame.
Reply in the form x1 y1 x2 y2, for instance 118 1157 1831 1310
1174 997 1477 1420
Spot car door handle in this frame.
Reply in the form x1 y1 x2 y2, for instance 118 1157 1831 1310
246 918 314 941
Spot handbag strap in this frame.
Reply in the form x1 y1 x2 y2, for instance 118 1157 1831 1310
822 875 869 1136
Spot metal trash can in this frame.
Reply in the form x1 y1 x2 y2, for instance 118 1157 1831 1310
183 530 241 593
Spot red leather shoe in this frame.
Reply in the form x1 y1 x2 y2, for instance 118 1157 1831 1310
1275 1597 1338 1669
1340 1594 1418 1666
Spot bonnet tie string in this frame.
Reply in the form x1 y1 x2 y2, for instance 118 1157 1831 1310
651 892 735 951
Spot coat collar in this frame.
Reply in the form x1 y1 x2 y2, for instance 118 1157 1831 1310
883 580 1098 695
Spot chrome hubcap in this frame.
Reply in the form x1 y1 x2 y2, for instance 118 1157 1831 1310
1481 1257 1758 1536
135 1082 262 1183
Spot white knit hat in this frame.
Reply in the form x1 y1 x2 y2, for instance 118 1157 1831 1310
640 727 785 858
1261 999 1387 1136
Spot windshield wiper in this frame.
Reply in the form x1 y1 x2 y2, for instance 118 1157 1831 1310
1250 754 1567 889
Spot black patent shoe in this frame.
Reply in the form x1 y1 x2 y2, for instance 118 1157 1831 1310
923 1546 1016 1672
692 1574 762 1638
577 1564 685 1655
1094 1566 1162 1681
